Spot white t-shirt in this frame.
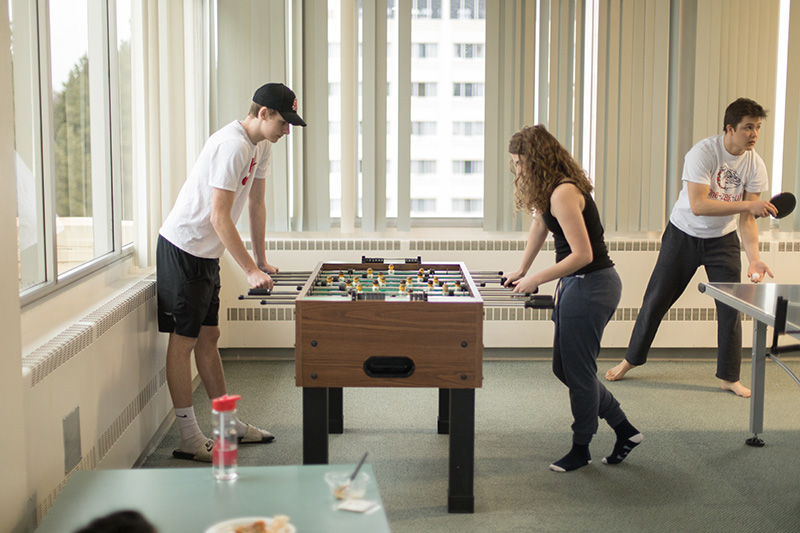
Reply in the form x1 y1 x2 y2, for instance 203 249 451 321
669 133 768 238
159 120 272 258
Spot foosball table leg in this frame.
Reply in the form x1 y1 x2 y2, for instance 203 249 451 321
437 388 450 434
302 387 329 464
328 387 344 434
447 388 475 513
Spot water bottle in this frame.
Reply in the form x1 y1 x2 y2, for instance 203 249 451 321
212 394 241 481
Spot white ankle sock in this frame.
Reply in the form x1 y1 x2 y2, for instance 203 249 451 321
175 406 207 451
234 417 248 437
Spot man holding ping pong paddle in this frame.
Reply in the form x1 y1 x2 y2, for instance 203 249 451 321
606 98 785 398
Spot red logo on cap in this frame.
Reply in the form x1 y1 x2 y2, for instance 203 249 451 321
292 98 298 111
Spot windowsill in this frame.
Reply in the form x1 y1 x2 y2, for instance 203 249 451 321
19 253 153 355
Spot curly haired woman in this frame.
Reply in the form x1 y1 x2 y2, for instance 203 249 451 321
503 125 642 472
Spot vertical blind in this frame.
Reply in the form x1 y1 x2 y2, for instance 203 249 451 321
209 0 798 234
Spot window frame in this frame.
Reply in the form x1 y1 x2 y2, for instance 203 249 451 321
16 0 133 307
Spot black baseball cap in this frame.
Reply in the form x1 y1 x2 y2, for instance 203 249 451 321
252 83 307 127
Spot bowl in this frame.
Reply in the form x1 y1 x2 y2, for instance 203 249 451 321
324 471 370 500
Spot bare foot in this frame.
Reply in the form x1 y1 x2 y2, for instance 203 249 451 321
605 360 636 381
720 380 751 398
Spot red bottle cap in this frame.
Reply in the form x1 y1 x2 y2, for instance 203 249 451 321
211 394 241 411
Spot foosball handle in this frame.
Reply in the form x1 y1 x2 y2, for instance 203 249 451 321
524 295 554 309
248 288 272 296
499 276 539 294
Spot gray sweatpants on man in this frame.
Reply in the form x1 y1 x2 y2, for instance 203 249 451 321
624 222 742 382
552 267 626 445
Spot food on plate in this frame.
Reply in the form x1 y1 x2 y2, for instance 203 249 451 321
232 515 291 533
266 515 291 533
233 521 266 533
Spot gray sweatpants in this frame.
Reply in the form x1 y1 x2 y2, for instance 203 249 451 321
552 267 626 445
624 222 742 382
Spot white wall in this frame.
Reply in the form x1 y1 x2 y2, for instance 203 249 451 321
18 259 170 527
0 1 30 530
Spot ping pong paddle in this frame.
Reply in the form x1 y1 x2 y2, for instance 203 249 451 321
756 192 796 219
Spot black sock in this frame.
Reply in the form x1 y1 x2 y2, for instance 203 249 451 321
612 418 639 441
604 419 643 465
550 443 591 473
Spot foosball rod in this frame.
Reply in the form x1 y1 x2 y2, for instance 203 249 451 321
238 295 299 301
237 297 299 305
468 270 504 277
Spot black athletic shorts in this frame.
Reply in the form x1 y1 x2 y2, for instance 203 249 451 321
156 235 221 338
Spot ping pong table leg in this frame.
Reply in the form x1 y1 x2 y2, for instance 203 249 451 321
447 388 474 513
747 320 768 447
303 387 330 463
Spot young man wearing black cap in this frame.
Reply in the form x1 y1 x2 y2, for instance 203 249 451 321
157 83 306 462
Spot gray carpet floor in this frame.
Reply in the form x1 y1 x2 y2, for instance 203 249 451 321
142 357 800 532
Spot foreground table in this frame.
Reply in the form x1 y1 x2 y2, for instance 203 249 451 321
36 464 390 533
698 282 800 445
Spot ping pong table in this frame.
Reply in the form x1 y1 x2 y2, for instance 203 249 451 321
698 282 800 446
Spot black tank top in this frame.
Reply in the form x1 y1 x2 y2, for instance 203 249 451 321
539 183 614 275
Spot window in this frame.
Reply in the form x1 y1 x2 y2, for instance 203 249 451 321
412 82 438 97
452 198 482 213
411 198 437 212
411 160 437 174
452 160 483 174
326 0 485 224
412 43 438 58
454 43 484 59
411 121 437 135
116 0 134 247
453 121 484 136
453 82 484 97
11 0 134 295
412 0 442 19
450 0 486 20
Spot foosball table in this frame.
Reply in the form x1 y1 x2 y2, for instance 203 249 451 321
295 258 481 513
240 256 553 513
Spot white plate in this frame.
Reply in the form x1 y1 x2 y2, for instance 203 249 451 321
204 516 297 533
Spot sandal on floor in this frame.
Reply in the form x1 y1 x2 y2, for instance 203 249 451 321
238 424 275 444
172 439 213 462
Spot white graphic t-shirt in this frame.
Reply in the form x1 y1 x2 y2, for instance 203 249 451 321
669 133 768 238
160 121 272 258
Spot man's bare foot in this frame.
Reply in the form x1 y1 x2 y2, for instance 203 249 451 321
721 380 751 398
605 360 636 381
